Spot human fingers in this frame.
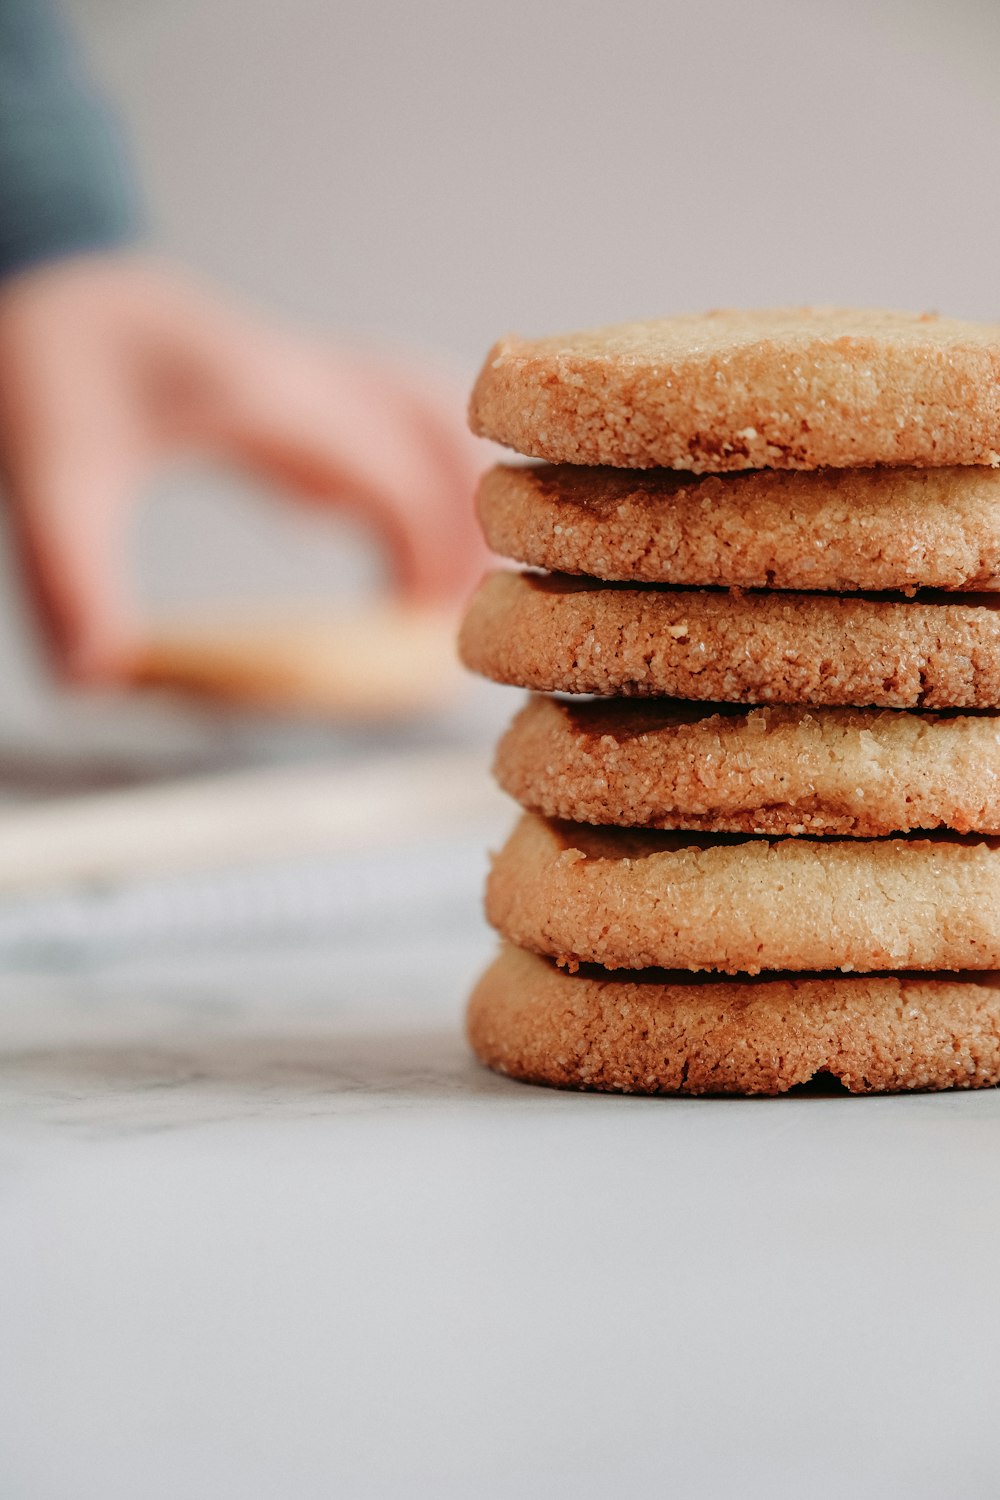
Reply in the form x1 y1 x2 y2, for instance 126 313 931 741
338 352 491 596
196 338 490 603
3 440 141 681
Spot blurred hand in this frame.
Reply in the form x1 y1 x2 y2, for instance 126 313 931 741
0 254 487 681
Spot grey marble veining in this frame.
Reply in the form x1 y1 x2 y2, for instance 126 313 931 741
2 837 1000 1499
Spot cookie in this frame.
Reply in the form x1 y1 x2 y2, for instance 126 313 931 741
130 603 460 721
494 696 1000 837
459 571 1000 709
469 307 1000 472
468 944 1000 1095
478 463 1000 593
486 813 1000 973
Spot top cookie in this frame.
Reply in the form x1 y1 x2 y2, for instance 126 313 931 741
469 307 1000 472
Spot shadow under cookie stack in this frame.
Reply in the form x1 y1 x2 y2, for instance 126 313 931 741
458 308 1000 1096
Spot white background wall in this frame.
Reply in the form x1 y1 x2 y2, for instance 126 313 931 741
70 0 1000 352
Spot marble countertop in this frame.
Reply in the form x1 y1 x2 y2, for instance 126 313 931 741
1 797 999 1499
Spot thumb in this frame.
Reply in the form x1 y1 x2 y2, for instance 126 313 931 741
5 448 139 682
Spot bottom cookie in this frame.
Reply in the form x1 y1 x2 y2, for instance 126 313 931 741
467 944 1000 1095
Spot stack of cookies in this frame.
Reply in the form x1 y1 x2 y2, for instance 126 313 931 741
458 308 1000 1095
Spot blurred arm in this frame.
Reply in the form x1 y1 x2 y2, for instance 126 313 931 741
0 3 485 687
0 0 139 279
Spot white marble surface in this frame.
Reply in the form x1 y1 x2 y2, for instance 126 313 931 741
2 815 1000 1499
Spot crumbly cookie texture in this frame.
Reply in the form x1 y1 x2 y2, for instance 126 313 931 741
459 571 1000 709
485 813 1000 974
468 944 1000 1095
477 463 1000 593
494 697 1000 837
469 308 1000 471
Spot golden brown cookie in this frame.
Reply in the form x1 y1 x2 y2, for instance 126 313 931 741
486 813 1000 974
469 308 1000 471
468 944 1000 1095
459 571 1000 709
130 603 460 721
478 463 1000 593
494 696 1000 837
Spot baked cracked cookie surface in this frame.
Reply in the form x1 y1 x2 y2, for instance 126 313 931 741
494 696 1000 837
485 813 1000 974
468 944 1000 1095
459 572 1000 709
469 308 1000 471
477 463 1000 593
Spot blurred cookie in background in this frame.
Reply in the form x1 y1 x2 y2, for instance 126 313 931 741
128 602 463 722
